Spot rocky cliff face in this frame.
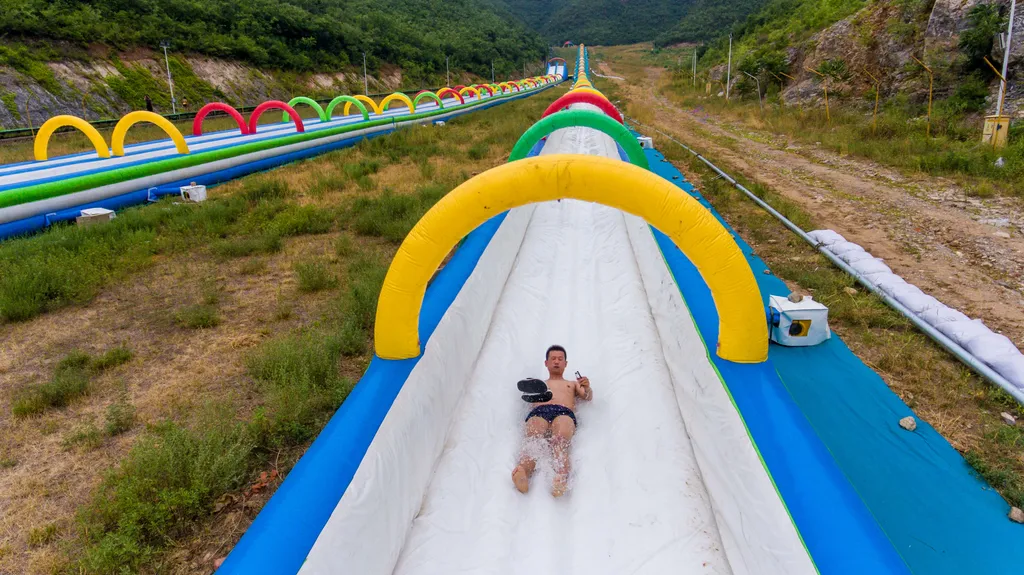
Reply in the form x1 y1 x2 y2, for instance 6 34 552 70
718 0 1023 115
0 46 450 130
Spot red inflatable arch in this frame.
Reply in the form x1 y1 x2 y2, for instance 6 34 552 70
453 85 466 91
192 102 248 136
474 84 495 96
541 91 624 124
436 88 465 105
248 100 305 134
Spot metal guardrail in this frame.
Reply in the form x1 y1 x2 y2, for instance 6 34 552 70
626 116 1024 405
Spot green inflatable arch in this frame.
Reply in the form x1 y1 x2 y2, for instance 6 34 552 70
509 110 649 170
284 97 327 122
325 96 370 121
413 91 444 110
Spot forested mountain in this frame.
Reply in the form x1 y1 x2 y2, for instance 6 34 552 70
0 0 547 77
654 0 770 46
499 0 694 45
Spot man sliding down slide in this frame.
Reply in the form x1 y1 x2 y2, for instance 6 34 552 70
512 345 592 497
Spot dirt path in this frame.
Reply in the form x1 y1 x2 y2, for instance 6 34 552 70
604 61 1024 348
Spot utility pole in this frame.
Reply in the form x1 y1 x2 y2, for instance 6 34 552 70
363 52 369 96
492 60 495 83
692 47 697 87
446 56 450 87
159 40 176 114
743 71 763 111
997 0 1016 117
726 34 733 101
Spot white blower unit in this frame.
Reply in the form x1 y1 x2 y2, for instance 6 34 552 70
768 294 831 347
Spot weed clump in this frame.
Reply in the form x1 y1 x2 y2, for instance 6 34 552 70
76 418 253 572
294 259 339 293
12 352 93 417
348 185 447 243
174 304 220 329
212 233 282 258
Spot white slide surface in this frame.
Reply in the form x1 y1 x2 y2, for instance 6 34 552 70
393 123 730 573
300 119 814 575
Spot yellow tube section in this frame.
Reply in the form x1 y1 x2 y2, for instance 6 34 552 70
110 111 189 157
34 115 111 161
379 92 415 113
344 95 381 116
374 154 769 363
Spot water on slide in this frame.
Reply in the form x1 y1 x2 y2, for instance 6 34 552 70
389 118 733 574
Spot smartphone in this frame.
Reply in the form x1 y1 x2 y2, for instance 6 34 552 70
575 371 582 380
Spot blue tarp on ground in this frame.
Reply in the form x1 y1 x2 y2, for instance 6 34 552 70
638 140 1022 575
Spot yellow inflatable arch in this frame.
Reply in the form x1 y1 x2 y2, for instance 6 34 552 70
374 154 769 363
344 94 381 116
571 87 607 100
34 115 111 161
379 92 415 113
111 111 189 157
458 86 481 100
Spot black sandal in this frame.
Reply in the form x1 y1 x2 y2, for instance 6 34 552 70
517 378 552 403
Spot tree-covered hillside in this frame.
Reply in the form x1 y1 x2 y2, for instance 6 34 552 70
654 0 770 46
0 0 547 77
500 0 694 45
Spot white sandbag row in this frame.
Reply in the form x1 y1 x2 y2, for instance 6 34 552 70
808 229 1024 391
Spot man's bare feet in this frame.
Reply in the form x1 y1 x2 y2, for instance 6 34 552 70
512 464 531 493
552 473 568 497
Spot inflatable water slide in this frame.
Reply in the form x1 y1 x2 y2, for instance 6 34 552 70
212 46 1022 574
0 75 562 239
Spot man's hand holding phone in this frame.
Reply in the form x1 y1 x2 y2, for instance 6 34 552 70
575 371 592 400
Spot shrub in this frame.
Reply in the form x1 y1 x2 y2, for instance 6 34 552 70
12 351 93 417
211 233 282 258
105 397 136 436
92 347 133 371
174 304 220 329
77 419 253 572
294 259 338 293
247 331 354 446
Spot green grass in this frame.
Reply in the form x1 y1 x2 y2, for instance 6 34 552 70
0 178 345 323
294 259 339 293
334 235 354 257
11 347 133 417
247 330 355 446
76 416 253 573
467 142 489 160
12 352 93 417
212 233 282 259
1 89 19 120
105 397 136 436
174 304 220 329
349 185 447 243
964 449 1024 508
663 75 1024 194
63 423 104 451
239 259 268 275
92 346 133 371
27 523 58 548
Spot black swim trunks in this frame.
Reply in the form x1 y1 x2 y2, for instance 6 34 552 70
526 404 577 426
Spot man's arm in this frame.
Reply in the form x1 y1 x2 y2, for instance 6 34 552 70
576 377 593 401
